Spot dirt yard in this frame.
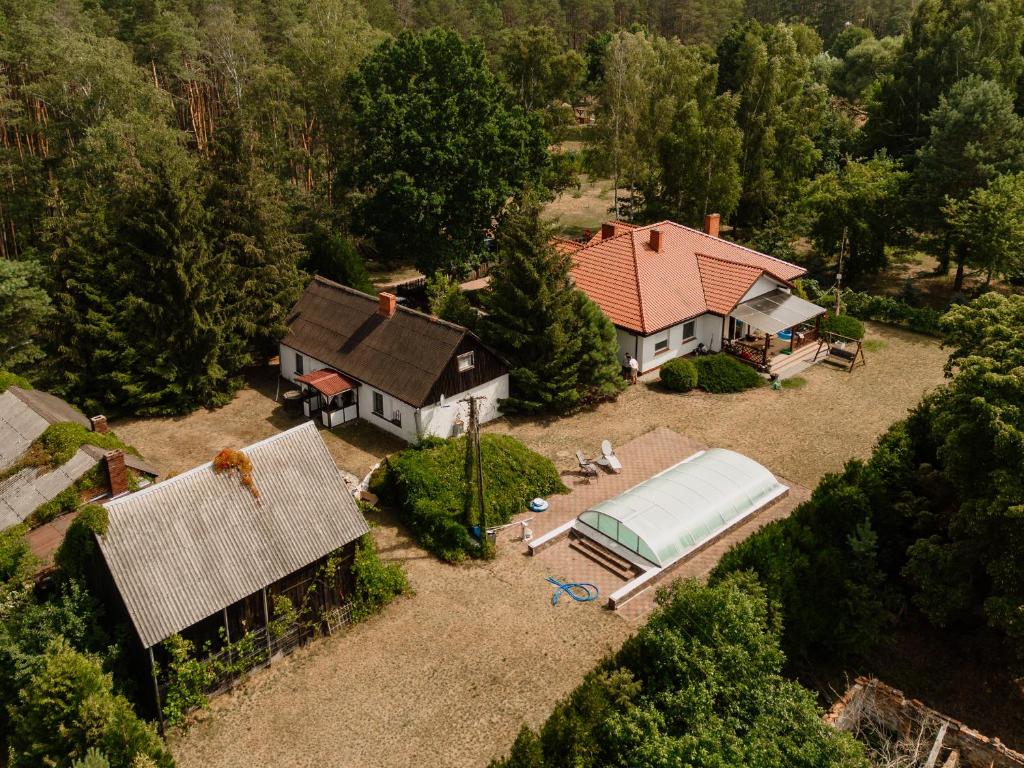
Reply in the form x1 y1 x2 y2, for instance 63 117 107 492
543 173 615 238
168 507 632 768
491 323 948 490
126 322 947 768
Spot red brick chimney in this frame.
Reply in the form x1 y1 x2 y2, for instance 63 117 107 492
378 292 397 319
601 222 617 240
703 213 721 238
649 229 662 253
90 415 108 434
105 450 129 497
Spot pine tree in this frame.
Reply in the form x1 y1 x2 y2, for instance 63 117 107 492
46 114 245 415
572 291 626 404
481 201 582 414
0 259 53 370
208 115 306 363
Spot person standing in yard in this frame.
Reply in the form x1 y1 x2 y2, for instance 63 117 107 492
626 353 639 384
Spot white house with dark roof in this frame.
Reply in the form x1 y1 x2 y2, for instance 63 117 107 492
280 277 509 442
562 215 826 376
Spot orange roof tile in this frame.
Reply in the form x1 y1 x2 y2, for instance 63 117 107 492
295 369 356 397
551 237 586 256
571 221 806 334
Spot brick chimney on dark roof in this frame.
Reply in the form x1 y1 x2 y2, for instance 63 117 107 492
105 450 129 498
378 292 397 319
703 213 721 238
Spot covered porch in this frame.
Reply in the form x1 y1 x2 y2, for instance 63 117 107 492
721 289 827 373
296 369 359 428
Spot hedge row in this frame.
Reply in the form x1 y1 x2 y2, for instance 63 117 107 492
802 283 944 336
661 354 763 394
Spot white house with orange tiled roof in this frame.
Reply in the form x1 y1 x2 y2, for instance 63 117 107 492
566 215 826 375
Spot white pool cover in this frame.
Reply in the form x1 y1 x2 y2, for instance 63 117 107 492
577 449 787 567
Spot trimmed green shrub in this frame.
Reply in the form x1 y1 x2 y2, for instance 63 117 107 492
351 532 410 620
820 312 866 340
0 370 31 393
694 354 763 393
659 358 698 392
377 434 567 562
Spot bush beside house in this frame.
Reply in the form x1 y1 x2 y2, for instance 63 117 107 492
694 354 764 393
372 434 567 562
660 358 699 391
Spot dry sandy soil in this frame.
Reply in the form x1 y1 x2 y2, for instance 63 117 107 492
125 322 947 768
491 323 948 490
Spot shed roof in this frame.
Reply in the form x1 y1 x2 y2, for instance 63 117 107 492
578 449 787 567
283 277 491 407
295 369 356 397
570 221 807 334
729 289 826 335
98 422 369 649
0 387 90 472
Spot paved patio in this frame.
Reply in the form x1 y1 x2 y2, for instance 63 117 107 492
496 426 810 624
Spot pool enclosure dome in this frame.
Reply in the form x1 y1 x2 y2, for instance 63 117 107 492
576 449 787 567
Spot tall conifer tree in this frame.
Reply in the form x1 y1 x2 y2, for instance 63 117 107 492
47 114 244 415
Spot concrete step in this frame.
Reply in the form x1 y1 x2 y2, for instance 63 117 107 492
569 535 637 579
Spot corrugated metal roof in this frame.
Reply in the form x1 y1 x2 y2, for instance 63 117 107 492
570 221 807 334
98 422 369 649
0 448 97 530
282 277 476 406
0 390 49 473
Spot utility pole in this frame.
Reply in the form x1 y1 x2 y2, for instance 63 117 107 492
462 395 490 557
835 226 848 316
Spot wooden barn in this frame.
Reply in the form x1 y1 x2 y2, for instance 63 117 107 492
94 422 369 715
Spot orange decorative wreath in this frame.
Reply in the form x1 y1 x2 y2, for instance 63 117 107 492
212 448 260 501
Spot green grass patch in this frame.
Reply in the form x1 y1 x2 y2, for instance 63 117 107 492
371 434 567 562
863 339 887 352
0 370 31 394
694 354 764 394
779 376 807 389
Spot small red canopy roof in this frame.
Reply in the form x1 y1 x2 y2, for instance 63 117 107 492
295 369 356 397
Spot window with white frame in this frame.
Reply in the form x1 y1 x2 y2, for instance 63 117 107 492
682 320 696 340
457 351 475 372
372 391 384 416
294 352 304 375
654 336 669 354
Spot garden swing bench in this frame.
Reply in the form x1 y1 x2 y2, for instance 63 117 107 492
812 331 866 372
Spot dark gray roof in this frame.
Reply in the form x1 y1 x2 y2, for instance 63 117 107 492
0 448 98 530
0 387 89 473
282 277 474 407
98 422 369 649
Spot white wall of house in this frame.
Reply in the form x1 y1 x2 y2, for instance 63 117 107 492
614 313 725 374
280 343 508 443
416 374 509 439
740 274 787 302
358 386 419 441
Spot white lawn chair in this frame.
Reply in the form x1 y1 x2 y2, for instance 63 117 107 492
596 439 622 473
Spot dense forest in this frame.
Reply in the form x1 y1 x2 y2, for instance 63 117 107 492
9 0 1015 416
